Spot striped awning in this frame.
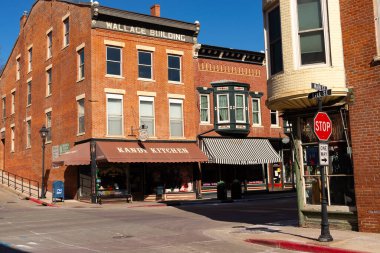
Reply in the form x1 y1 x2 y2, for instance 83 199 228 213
201 138 281 165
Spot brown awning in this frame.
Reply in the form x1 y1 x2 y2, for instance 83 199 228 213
52 142 90 166
96 141 208 163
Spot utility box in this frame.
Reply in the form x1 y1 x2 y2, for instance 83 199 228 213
52 181 64 202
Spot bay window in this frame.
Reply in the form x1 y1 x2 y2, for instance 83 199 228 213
267 5 283 75
297 0 327 65
235 94 245 123
217 94 229 123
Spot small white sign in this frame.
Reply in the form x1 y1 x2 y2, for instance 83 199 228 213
319 143 329 166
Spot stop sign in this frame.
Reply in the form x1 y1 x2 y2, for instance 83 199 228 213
313 112 332 141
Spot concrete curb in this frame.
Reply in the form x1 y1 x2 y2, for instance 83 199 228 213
245 239 368 253
24 196 58 207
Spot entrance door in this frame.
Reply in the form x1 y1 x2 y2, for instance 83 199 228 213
129 164 144 200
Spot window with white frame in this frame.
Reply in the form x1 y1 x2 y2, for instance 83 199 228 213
77 98 85 134
11 126 15 152
27 81 32 106
235 94 246 123
168 55 181 82
375 0 380 57
78 48 85 80
26 120 31 148
107 94 123 136
16 57 21 80
2 97 5 120
297 0 327 65
11 91 15 114
270 110 279 126
217 94 230 123
46 111 52 142
46 68 52 96
106 46 121 76
200 94 210 124
47 31 52 59
267 5 283 75
28 47 32 72
139 96 155 137
63 17 70 47
252 98 261 125
138 51 153 79
169 99 183 137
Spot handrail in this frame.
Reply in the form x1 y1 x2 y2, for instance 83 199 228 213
0 169 40 198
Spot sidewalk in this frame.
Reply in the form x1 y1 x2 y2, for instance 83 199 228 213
235 224 380 253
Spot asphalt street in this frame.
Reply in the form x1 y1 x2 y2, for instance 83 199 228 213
0 188 298 253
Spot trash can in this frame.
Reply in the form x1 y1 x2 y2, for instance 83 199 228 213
52 180 64 202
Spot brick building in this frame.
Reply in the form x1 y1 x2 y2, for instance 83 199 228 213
193 45 286 194
0 0 284 204
0 0 208 202
262 0 355 230
340 0 380 232
261 0 380 233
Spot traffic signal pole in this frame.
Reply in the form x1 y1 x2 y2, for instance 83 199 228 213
317 97 333 242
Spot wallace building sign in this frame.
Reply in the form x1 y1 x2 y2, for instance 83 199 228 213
94 21 195 43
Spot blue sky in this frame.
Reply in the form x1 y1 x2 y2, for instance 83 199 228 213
0 0 264 66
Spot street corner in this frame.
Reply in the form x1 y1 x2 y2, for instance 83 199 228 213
26 196 58 207
245 238 370 253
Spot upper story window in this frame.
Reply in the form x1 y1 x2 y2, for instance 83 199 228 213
16 57 21 81
168 55 181 82
11 126 15 152
27 81 32 106
63 17 70 47
235 94 246 123
11 91 15 115
26 120 31 148
106 46 122 76
252 98 262 126
217 94 230 123
270 110 279 126
28 47 32 72
267 6 283 75
169 99 184 137
47 30 53 59
2 97 6 120
46 68 52 96
107 94 123 136
77 98 85 134
374 0 380 58
200 94 210 124
138 51 153 80
78 48 85 80
139 96 155 137
297 0 327 65
46 111 52 142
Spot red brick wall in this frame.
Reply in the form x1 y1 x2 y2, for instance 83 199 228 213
0 0 92 194
90 29 197 140
340 0 380 232
194 58 283 138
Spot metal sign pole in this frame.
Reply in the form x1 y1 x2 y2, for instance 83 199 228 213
317 97 333 242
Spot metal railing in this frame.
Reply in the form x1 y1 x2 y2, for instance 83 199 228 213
0 170 40 198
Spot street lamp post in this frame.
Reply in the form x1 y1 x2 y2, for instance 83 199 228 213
39 125 49 199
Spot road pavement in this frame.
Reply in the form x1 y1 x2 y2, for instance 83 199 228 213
0 186 297 253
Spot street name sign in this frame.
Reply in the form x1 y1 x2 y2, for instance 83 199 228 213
319 143 329 166
308 89 332 99
311 82 327 91
314 112 332 141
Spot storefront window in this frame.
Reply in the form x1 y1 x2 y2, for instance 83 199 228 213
301 112 354 207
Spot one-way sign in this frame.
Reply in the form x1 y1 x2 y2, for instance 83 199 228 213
319 143 329 166
308 89 332 99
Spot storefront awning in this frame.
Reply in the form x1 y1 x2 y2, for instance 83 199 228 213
201 138 281 165
96 141 208 163
52 142 90 166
